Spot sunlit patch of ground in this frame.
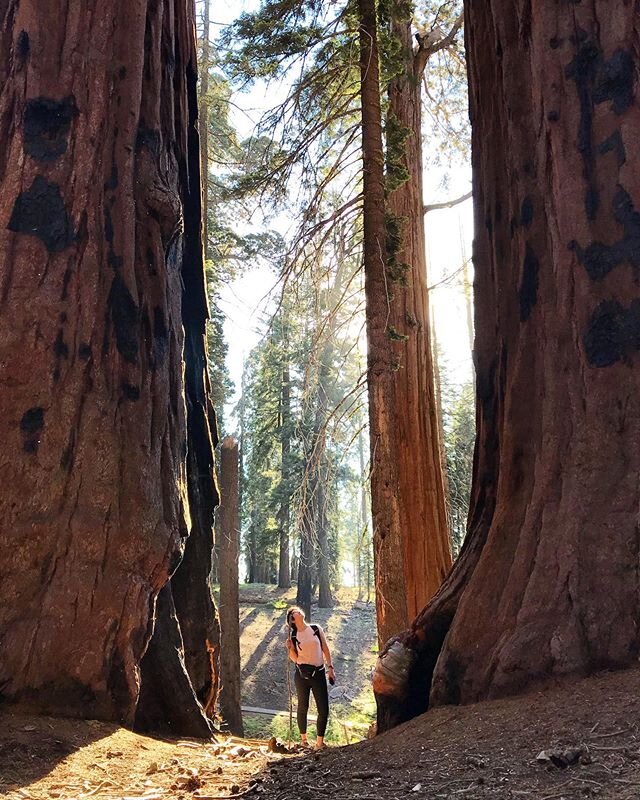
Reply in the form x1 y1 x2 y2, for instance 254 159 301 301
0 712 288 800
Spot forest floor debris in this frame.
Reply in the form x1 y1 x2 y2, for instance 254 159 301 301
3 667 640 798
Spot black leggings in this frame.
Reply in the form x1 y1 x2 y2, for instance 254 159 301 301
294 665 329 737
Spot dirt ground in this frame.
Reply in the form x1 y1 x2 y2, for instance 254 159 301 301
3 588 640 799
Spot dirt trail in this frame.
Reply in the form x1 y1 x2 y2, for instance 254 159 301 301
3 667 640 799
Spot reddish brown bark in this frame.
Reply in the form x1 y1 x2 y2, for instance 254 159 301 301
0 0 217 727
218 437 243 736
383 15 452 633
375 1 640 730
358 0 405 646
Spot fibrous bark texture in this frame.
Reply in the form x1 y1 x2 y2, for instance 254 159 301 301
358 0 406 650
218 438 243 737
0 0 217 726
379 15 452 641
375 0 640 730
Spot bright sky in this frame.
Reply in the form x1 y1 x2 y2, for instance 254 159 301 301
208 1 475 430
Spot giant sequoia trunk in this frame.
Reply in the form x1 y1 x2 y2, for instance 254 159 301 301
379 13 452 639
375 1 640 730
358 0 405 648
0 0 218 729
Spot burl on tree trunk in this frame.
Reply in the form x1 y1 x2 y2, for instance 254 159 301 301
375 2 640 730
0 0 218 731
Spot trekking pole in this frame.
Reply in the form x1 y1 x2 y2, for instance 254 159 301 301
286 651 294 747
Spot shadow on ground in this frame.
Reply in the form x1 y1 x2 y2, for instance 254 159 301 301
0 711 110 794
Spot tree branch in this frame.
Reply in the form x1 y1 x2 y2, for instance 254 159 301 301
423 190 472 214
414 12 464 78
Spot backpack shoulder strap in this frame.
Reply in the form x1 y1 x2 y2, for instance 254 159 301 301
311 624 321 640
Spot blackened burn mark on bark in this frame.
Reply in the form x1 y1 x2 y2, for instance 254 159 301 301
520 196 534 227
78 343 92 360
547 110 559 122
8 176 75 252
565 36 601 220
121 382 140 401
20 407 44 453
476 356 497 425
53 329 68 358
104 205 114 243
108 274 139 363
599 130 626 167
593 49 635 114
104 126 119 191
566 43 635 220
584 299 640 367
61 268 72 300
16 31 29 67
519 243 539 321
23 96 78 162
572 186 640 280
105 201 123 269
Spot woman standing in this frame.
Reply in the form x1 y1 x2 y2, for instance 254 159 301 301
285 606 336 750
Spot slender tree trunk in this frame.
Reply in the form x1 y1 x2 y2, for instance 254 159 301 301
247 511 257 583
357 428 370 601
277 359 291 588
384 12 452 629
0 0 216 729
461 245 474 360
296 479 315 619
218 438 244 736
358 0 405 646
430 316 450 513
375 0 640 731
316 461 333 608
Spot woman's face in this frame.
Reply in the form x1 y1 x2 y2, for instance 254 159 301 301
290 609 304 626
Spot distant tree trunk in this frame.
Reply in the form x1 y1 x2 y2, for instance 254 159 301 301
358 0 405 646
316 464 333 608
357 429 372 603
277 359 291 588
0 0 217 730
375 0 640 731
430 317 450 509
218 438 244 736
297 492 314 619
382 11 452 635
461 252 474 361
247 511 258 583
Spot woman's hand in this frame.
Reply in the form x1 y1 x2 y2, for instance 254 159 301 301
286 639 294 650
